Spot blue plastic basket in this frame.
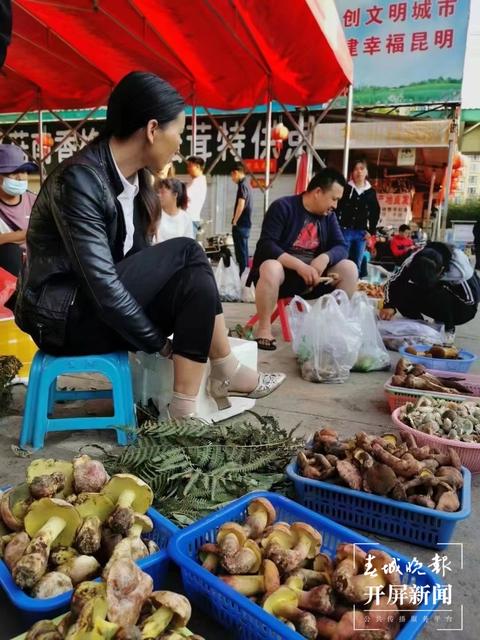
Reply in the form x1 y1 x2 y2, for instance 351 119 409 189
0 505 177 624
398 344 477 373
168 491 441 640
286 463 471 549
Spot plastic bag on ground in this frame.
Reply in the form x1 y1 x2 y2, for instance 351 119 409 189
240 267 255 303
214 254 242 302
350 292 391 372
287 295 312 355
378 319 445 351
290 291 362 383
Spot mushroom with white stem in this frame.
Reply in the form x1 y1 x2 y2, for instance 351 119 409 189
57 553 100 585
12 498 81 589
26 459 74 498
102 475 153 536
127 513 153 561
74 493 115 555
140 591 191 639
31 571 73 599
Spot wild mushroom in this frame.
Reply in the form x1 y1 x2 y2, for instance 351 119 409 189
285 574 337 616
102 475 153 536
50 546 79 566
57 554 100 585
336 460 362 491
13 498 81 589
31 571 73 599
267 523 322 573
126 513 153 561
68 586 118 640
140 591 191 639
436 489 460 512
198 543 219 573
106 556 153 627
73 455 109 494
435 466 463 490
25 620 63 640
0 483 32 531
221 539 262 575
371 445 421 478
29 472 66 500
74 493 115 554
242 498 276 539
263 586 317 639
363 462 397 496
71 580 106 618
220 559 280 596
26 459 74 498
3 531 30 570
216 522 247 558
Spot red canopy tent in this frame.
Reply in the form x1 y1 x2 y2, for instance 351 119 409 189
1 0 352 112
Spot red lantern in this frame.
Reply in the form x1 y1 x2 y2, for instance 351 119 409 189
271 123 289 153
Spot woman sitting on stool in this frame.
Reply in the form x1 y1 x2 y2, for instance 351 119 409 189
380 242 480 336
9 71 285 418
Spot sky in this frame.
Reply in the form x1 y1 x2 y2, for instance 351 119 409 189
462 0 480 108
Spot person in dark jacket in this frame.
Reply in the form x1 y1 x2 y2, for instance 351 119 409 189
336 158 380 273
380 242 480 334
10 71 285 418
473 219 480 271
249 168 358 350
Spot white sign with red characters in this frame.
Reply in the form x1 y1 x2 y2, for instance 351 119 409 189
336 0 470 106
377 192 413 225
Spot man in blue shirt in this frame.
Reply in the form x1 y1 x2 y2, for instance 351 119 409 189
231 162 253 275
249 168 358 350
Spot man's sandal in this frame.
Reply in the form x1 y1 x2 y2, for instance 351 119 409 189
255 337 277 351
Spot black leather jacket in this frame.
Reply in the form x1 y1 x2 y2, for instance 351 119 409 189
12 139 166 354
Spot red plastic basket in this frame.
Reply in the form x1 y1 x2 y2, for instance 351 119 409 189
385 369 480 412
391 407 480 473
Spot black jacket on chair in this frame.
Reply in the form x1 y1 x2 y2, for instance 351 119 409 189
10 139 167 354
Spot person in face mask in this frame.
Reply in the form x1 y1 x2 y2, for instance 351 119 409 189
0 144 38 276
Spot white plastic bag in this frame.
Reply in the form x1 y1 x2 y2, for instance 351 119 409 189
378 319 445 351
240 267 256 303
292 292 362 383
350 293 391 372
214 256 242 302
287 295 312 354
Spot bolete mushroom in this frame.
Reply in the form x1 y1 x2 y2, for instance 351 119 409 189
285 574 336 616
73 455 109 494
220 559 280 596
13 498 81 589
336 460 362 491
216 522 247 558
57 554 100 585
102 475 153 536
0 483 32 531
26 459 74 498
50 546 79 566
140 591 191 639
25 620 63 640
106 556 153 627
74 493 115 555
221 539 262 575
268 523 322 573
3 531 30 570
198 543 220 574
127 513 153 561
263 586 317 639
242 498 276 539
31 571 73 599
29 472 66 500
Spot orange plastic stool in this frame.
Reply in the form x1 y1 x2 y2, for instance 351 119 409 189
245 298 293 342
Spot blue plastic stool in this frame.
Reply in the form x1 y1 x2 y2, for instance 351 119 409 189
20 351 136 449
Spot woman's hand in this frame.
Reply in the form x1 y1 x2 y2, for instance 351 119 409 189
379 307 396 321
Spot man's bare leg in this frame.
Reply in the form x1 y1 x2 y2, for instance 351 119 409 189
328 259 358 297
254 260 285 340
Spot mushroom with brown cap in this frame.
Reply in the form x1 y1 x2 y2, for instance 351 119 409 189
336 460 362 491
263 586 317 639
140 591 191 639
221 539 262 575
102 474 153 536
74 493 115 555
267 523 322 573
106 556 153 627
13 498 81 589
242 497 276 539
216 522 247 558
29 472 66 500
285 574 337 616
3 531 30 570
0 483 32 531
26 459 74 498
198 543 220 573
220 559 280 596
73 455 109 494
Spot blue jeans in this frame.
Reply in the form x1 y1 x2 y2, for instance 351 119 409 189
232 225 250 275
343 228 367 271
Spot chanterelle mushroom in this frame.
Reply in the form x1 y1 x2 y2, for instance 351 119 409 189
102 475 153 536
140 591 192 639
74 493 115 555
13 498 81 589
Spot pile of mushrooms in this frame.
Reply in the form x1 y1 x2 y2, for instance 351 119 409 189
197 497 414 639
297 428 463 512
390 358 473 395
0 455 158 599
405 345 461 359
23 544 205 640
399 396 480 443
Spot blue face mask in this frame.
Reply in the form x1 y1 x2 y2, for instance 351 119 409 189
2 177 28 196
